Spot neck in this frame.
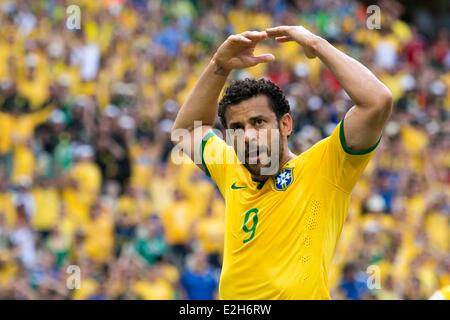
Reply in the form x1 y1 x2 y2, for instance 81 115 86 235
280 149 296 167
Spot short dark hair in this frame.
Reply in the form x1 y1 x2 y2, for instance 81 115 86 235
218 78 290 128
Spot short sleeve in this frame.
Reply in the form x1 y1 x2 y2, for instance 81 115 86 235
201 131 235 195
307 120 380 193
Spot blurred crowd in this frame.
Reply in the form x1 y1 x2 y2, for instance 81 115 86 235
0 0 448 300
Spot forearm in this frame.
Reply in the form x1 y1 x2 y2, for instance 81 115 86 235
266 25 392 149
172 59 230 132
313 37 392 110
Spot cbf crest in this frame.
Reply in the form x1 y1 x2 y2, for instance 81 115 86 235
274 168 294 191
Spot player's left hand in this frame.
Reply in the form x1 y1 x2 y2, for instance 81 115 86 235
266 26 320 59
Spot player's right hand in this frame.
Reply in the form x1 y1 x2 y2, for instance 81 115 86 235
266 26 319 59
212 31 274 72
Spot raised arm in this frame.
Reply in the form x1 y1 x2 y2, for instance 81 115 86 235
171 31 274 167
266 26 393 151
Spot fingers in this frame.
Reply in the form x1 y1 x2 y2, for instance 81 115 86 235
228 34 253 45
228 31 268 46
275 36 293 43
254 53 275 63
248 53 275 67
241 30 268 41
266 26 291 38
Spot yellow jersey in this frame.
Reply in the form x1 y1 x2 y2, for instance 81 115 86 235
31 187 60 231
201 121 378 299
161 200 196 245
430 285 450 300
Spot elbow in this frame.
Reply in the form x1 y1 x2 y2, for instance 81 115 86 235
375 86 393 121
170 126 181 144
380 86 393 109
170 121 181 144
171 122 193 145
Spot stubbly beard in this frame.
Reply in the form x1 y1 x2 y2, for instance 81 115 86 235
241 139 283 178
228 124 284 178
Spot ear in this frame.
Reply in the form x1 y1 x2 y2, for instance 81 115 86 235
279 113 293 137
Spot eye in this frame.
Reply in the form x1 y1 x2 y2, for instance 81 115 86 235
255 118 265 126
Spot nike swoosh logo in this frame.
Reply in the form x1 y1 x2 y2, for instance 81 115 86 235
231 182 246 189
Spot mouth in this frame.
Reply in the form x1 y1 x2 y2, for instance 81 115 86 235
247 154 260 164
245 147 267 165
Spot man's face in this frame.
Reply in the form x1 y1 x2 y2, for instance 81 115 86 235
225 95 290 178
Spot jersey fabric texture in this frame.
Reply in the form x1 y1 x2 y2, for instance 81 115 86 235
201 120 379 299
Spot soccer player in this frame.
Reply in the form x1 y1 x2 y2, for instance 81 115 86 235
171 26 393 299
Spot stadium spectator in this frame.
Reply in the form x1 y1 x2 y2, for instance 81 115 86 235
181 250 218 300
